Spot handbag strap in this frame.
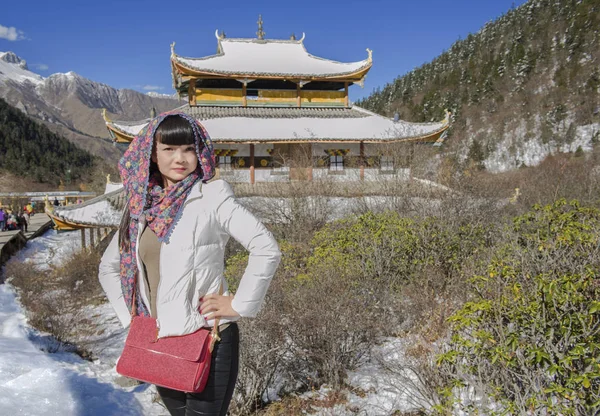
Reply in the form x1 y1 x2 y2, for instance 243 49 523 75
130 270 224 350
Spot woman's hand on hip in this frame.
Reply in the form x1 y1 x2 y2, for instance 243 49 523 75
199 294 241 320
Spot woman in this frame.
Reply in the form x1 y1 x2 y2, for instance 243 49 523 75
98 111 281 415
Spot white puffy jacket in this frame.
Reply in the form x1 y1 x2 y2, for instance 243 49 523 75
98 179 281 339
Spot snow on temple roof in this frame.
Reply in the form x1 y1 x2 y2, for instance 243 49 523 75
171 35 372 79
105 105 450 144
50 188 125 228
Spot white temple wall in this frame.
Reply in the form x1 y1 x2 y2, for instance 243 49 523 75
363 168 411 181
219 169 250 183
255 169 290 182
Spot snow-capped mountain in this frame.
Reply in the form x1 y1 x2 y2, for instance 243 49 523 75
0 52 44 85
0 51 180 161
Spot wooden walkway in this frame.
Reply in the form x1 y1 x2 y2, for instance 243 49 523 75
0 214 52 269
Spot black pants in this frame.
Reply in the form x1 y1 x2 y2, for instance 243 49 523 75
156 323 239 416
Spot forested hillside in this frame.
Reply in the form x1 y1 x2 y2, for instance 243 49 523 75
0 97 96 186
358 0 599 173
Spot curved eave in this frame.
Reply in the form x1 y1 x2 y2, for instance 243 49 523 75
46 209 93 230
171 57 372 84
105 122 137 143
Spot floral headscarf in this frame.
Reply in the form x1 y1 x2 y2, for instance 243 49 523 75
118 111 216 316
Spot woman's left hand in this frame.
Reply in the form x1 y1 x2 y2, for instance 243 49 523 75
199 294 241 320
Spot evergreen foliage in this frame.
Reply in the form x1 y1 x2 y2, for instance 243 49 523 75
0 97 96 185
437 200 600 415
357 0 600 168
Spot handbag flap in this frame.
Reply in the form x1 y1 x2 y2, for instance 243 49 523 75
126 316 210 361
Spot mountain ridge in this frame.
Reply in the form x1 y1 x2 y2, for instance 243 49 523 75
0 51 180 162
358 0 599 174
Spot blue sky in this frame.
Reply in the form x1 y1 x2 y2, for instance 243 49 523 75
2 0 527 101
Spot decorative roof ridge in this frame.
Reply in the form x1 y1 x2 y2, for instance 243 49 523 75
218 36 306 45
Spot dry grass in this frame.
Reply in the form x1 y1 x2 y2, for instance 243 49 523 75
5 234 112 357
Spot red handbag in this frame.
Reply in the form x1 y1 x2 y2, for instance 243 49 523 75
116 284 222 393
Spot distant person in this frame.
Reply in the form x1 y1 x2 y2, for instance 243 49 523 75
6 213 17 231
16 211 27 232
0 208 5 231
53 197 60 207
25 202 34 216
22 209 30 230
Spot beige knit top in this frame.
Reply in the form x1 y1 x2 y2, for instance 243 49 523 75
139 225 161 318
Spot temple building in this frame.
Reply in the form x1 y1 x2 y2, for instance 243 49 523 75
49 19 450 233
104 19 450 184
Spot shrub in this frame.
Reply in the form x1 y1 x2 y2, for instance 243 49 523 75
437 200 600 415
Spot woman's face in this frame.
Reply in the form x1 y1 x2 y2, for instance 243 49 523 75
152 141 198 188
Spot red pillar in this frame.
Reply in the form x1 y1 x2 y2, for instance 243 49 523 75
250 144 255 185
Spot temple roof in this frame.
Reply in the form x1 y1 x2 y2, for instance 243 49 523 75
104 104 450 144
171 34 372 83
48 188 125 229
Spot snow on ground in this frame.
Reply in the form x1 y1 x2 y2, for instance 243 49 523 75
304 338 429 416
9 229 82 271
1 228 429 415
484 121 600 173
0 229 167 416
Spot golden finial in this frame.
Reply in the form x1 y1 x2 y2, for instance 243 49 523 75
170 42 176 57
257 15 265 40
106 174 111 184
290 33 296 40
366 48 373 63
44 195 51 211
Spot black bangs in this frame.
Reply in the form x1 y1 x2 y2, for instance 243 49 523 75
154 115 195 146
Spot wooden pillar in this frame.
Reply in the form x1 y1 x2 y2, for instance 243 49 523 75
95 227 101 244
308 143 313 181
189 79 197 106
296 83 301 108
242 83 247 107
250 144 255 185
80 228 86 250
344 82 349 108
90 227 95 247
360 141 365 181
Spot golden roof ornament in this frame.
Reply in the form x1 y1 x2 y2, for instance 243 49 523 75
290 33 296 40
256 15 265 40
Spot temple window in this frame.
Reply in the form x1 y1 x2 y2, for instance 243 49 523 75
329 155 344 171
219 156 232 171
380 156 394 171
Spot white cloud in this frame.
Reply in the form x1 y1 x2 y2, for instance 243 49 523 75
0 24 25 41
31 63 49 71
142 85 164 91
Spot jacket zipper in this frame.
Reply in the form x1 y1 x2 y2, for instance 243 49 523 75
153 181 202 341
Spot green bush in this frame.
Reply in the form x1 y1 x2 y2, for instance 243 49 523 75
309 211 492 293
437 200 600 415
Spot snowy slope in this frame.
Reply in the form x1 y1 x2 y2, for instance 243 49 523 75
1 230 166 416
